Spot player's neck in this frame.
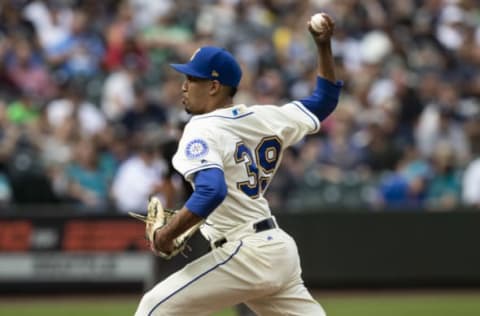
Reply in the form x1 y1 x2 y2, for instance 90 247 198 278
210 97 234 111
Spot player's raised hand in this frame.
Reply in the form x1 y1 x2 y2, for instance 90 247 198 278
308 13 335 45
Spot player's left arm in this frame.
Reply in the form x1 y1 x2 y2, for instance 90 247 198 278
153 168 227 254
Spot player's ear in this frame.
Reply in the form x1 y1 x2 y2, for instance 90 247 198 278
209 80 222 96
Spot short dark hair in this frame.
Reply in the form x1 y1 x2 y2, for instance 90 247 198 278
228 86 238 97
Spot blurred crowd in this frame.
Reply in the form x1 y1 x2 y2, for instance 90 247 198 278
0 0 479 213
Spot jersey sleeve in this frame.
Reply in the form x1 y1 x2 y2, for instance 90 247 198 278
172 120 224 182
270 101 321 147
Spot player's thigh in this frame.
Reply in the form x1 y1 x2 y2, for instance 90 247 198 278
135 241 250 316
246 282 326 316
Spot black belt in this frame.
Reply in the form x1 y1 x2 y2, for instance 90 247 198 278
213 217 276 249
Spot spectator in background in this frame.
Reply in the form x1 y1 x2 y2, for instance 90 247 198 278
368 64 423 145
318 106 365 172
111 133 174 214
158 75 188 129
0 100 18 204
253 68 288 105
101 54 144 122
362 112 402 173
23 0 73 54
0 1 36 41
4 36 57 99
6 93 41 126
44 8 105 81
46 78 106 137
462 156 480 209
425 142 462 211
98 124 132 169
2 92 56 204
416 82 471 165
416 71 442 108
0 172 12 206
103 1 148 72
378 146 430 210
272 6 316 80
129 0 173 31
119 83 167 139
465 112 480 159
40 111 77 200
63 137 115 212
139 6 194 65
435 3 467 52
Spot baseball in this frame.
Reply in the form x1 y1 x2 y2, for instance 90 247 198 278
310 13 328 32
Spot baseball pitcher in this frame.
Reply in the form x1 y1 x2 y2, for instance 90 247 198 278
133 13 342 316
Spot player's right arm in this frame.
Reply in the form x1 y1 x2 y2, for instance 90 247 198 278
298 13 342 122
309 13 336 84
271 13 341 147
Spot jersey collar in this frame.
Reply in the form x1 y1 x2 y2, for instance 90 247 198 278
191 104 250 120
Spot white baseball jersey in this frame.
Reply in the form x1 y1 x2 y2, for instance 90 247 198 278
172 101 319 242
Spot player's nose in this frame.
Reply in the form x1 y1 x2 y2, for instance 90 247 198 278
181 79 188 92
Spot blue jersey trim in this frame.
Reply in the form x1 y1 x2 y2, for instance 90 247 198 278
148 241 243 315
292 101 320 133
184 163 224 178
192 112 254 121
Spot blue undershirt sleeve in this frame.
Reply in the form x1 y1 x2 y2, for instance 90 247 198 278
185 168 227 218
298 76 343 121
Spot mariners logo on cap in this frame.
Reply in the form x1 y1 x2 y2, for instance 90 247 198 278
185 139 209 160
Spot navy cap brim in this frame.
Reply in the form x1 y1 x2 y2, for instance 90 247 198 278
170 63 210 79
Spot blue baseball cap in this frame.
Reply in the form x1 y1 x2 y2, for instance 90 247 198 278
170 46 242 88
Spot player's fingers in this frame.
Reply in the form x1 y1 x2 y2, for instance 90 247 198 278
308 18 333 39
320 13 332 24
150 242 163 256
149 242 156 253
308 23 324 36
322 14 335 32
319 13 333 24
309 29 328 42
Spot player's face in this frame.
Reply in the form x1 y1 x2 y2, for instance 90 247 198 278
181 75 212 114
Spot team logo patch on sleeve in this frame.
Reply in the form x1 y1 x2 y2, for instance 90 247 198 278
185 139 209 160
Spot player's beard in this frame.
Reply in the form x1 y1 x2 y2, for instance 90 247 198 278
182 97 192 114
184 103 192 114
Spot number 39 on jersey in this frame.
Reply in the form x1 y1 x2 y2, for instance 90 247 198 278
234 136 282 199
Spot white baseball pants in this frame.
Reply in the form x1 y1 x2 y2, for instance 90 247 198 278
134 228 325 316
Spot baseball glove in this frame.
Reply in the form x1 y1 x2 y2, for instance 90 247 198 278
129 197 202 260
